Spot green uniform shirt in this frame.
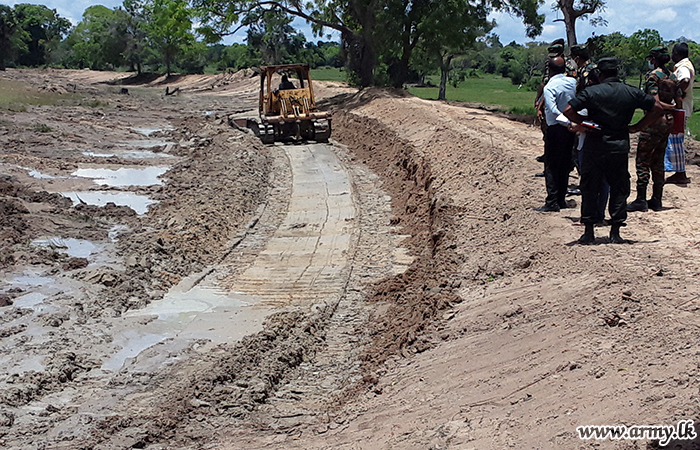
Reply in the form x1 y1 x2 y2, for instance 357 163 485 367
569 77 656 153
643 67 680 101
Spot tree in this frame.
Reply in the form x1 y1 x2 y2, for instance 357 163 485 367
0 5 25 70
146 0 195 76
13 3 70 66
193 0 545 87
554 0 606 47
245 9 305 64
414 0 493 99
64 5 129 70
121 0 152 73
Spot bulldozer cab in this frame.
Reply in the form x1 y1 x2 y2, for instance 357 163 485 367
234 64 331 144
260 64 317 119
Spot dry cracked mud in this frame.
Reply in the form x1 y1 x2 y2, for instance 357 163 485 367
2 68 700 450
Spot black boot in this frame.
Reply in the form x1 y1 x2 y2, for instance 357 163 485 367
627 187 648 212
578 223 595 245
610 223 626 244
648 184 663 211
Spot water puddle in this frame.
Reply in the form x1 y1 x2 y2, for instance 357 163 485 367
119 140 173 149
132 126 173 136
72 166 169 187
82 150 175 160
139 284 251 320
31 238 100 259
108 225 129 242
8 274 54 288
12 292 47 309
62 192 157 215
116 274 271 362
22 167 59 179
101 331 171 371
81 151 115 158
0 354 46 375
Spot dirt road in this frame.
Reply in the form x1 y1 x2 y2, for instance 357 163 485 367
1 68 700 450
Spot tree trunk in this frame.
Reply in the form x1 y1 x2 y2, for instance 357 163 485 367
557 0 603 47
343 31 375 87
438 55 453 101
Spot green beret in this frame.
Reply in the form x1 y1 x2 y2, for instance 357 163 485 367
647 46 668 59
597 57 618 71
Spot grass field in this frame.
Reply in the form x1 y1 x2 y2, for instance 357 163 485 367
408 75 538 115
0 78 77 111
310 66 347 82
410 74 700 139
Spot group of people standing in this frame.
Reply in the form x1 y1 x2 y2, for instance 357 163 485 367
535 39 695 244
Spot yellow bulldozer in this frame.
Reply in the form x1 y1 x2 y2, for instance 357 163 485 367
234 64 332 144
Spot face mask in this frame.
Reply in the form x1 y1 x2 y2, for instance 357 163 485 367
647 60 654 70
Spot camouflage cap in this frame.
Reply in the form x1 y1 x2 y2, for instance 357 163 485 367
647 46 669 59
597 57 618 72
570 44 588 58
548 44 565 57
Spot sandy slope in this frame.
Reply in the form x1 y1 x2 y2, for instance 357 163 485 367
225 92 700 449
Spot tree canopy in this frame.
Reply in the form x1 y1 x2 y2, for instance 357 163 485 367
192 0 545 87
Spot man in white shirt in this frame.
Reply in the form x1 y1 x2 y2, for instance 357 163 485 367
665 43 694 184
536 56 578 212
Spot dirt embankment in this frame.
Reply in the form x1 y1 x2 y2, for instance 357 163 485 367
263 92 700 449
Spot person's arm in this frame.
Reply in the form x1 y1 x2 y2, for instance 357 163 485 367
543 84 559 117
629 99 671 133
563 104 589 133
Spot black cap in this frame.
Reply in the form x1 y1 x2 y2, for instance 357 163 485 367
597 57 618 72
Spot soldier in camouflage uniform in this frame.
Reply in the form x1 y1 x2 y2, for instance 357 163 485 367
628 47 680 212
570 44 598 93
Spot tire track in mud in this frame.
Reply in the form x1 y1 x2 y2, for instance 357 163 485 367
230 143 356 307
35 141 408 449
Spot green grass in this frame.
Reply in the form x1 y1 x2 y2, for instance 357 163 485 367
0 78 76 110
311 66 347 82
32 123 53 133
408 74 537 114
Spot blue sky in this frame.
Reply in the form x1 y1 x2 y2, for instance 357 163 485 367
4 0 700 46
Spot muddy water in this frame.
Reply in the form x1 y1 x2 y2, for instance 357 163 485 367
113 143 356 370
72 166 169 187
62 191 157 214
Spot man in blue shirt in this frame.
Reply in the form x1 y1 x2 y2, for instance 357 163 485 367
538 57 578 212
564 58 666 244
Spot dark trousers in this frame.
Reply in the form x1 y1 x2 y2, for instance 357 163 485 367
578 145 609 222
544 124 576 209
580 147 630 225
